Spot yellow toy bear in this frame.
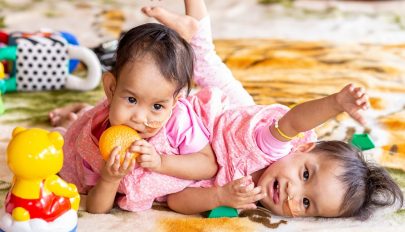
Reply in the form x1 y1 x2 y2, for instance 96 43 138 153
0 127 80 232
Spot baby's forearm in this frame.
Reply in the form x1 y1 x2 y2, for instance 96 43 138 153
167 187 221 214
159 144 218 180
273 93 340 141
86 178 121 214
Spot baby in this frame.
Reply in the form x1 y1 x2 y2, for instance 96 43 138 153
55 21 219 213
142 0 403 220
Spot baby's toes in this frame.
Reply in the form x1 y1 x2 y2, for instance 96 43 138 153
50 115 61 126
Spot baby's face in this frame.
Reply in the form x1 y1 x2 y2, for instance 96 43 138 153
257 143 347 218
107 56 177 139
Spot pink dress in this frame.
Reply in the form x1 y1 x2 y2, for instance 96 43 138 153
59 17 316 212
187 17 317 187
60 97 211 211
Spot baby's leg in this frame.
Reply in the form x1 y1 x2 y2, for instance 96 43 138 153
142 7 198 43
48 103 91 128
184 0 207 21
191 28 254 106
143 2 254 107
185 0 254 107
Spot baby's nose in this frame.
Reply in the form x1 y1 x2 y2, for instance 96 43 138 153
287 195 304 217
131 110 147 124
285 181 305 217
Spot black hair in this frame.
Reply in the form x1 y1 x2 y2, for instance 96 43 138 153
112 23 194 96
313 141 404 220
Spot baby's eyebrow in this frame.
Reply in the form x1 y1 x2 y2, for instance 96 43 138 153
155 99 170 104
122 88 137 96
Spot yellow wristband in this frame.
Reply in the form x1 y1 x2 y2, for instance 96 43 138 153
274 120 304 140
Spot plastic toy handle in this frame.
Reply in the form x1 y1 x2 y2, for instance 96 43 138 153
65 45 101 91
0 46 17 61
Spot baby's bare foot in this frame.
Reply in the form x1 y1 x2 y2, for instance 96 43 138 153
142 6 199 42
48 103 91 128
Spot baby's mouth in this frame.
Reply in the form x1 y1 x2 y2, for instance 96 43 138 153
273 179 280 204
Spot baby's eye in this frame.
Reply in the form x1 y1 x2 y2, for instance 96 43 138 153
303 169 309 181
303 198 310 209
153 104 163 110
127 97 137 104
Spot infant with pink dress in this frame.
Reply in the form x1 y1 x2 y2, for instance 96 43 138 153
49 0 402 220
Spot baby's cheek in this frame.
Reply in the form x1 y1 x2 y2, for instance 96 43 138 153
109 107 127 125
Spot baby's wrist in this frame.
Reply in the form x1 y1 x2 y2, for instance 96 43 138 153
100 173 122 185
215 186 226 207
331 93 344 112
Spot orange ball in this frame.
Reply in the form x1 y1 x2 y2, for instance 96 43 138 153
99 125 141 163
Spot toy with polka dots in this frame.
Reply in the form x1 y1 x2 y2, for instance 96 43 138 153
0 30 101 95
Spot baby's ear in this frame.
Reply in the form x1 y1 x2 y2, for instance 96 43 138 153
171 94 181 108
103 72 117 102
296 142 316 153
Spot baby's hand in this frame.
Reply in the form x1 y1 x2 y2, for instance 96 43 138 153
130 140 162 172
335 83 370 125
101 146 136 183
217 176 266 210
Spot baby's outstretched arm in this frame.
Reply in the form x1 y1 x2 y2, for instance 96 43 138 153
167 176 266 214
272 83 369 141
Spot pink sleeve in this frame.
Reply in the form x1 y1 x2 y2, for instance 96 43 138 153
255 123 293 160
166 99 210 154
255 119 317 160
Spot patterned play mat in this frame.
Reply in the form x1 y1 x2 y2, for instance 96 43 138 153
0 39 404 231
0 0 405 231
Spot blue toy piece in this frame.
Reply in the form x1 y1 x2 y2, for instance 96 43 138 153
351 133 375 151
59 31 80 73
207 206 239 218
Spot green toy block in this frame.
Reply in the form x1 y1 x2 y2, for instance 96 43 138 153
0 46 17 60
207 206 238 218
351 133 375 151
0 76 17 94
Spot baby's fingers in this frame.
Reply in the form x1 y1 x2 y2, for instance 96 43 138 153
107 146 121 166
238 203 258 210
352 86 365 98
237 182 255 194
232 176 252 190
120 152 134 171
111 152 121 172
238 186 266 200
355 93 370 110
350 111 367 126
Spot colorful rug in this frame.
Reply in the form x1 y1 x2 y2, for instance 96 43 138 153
0 0 404 231
0 39 404 232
